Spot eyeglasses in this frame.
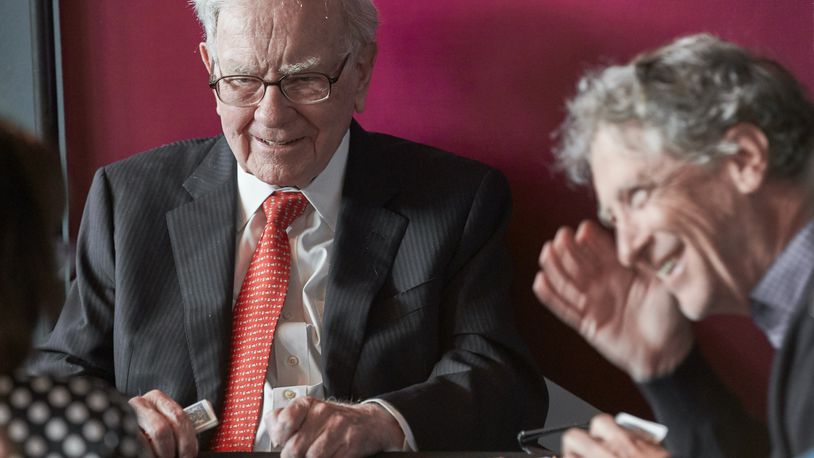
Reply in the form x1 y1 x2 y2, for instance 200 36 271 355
209 54 350 107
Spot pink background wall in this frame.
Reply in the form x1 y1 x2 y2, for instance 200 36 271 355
59 1 814 419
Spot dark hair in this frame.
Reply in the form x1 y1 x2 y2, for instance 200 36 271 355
0 120 63 373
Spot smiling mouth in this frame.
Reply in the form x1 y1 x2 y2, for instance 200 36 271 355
255 136 303 146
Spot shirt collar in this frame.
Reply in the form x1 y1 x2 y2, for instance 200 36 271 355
750 218 814 348
236 130 349 232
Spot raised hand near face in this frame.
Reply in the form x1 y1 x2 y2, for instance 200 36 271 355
533 220 694 381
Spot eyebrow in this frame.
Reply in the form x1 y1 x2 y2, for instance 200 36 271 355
279 56 321 74
218 60 255 76
218 56 322 76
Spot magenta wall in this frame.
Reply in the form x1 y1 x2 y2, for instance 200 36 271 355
60 1 814 419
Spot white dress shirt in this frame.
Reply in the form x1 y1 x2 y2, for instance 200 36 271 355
231 131 416 451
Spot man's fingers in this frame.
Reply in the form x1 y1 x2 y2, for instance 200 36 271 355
282 427 332 458
533 271 584 330
576 220 617 263
281 430 316 458
589 413 629 442
553 226 597 282
143 390 198 458
561 427 615 458
307 430 346 458
276 400 401 457
129 396 177 458
128 390 198 458
589 414 670 457
538 242 587 310
279 400 330 458
326 442 351 458
271 396 312 448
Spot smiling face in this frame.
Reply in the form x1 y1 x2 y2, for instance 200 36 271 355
589 124 756 319
200 0 376 187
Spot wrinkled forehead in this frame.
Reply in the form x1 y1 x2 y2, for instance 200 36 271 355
215 0 347 69
589 125 670 190
590 124 658 172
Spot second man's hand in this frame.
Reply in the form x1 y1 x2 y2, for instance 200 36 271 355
562 413 670 458
533 220 694 381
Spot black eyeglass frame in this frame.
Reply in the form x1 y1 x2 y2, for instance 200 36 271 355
208 53 351 106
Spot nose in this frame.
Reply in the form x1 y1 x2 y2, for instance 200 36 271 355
615 213 649 268
254 83 295 126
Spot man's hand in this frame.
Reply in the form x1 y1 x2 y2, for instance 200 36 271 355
270 397 404 458
562 413 670 458
128 389 198 458
533 220 693 381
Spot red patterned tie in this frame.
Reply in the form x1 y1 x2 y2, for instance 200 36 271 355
212 191 308 451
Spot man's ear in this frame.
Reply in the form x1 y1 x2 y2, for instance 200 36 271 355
199 43 222 114
724 123 770 194
199 42 214 74
353 42 378 113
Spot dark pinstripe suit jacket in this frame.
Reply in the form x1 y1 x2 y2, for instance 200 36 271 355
32 121 548 451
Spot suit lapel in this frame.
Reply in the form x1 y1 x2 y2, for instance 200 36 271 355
166 137 237 410
322 122 408 397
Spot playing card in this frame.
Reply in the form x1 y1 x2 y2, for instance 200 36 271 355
184 399 219 434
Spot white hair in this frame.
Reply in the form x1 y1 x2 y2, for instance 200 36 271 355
190 0 378 65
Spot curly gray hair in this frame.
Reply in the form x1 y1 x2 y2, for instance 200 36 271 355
190 0 378 65
556 33 814 184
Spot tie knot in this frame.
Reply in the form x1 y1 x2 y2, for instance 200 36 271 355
263 192 308 229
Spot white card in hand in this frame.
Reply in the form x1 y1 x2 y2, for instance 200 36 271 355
184 399 219 434
615 412 668 443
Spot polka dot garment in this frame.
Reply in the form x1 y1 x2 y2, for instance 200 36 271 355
0 373 149 458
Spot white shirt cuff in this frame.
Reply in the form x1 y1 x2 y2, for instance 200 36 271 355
363 398 418 451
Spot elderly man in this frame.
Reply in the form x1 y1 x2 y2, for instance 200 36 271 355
33 0 547 456
534 34 814 457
